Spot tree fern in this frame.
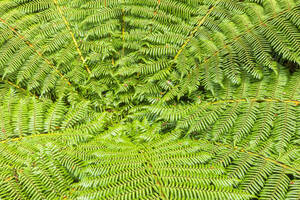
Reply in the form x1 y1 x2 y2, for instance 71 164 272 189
0 0 299 199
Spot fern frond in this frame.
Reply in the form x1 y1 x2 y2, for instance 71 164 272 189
72 132 253 200
0 0 299 199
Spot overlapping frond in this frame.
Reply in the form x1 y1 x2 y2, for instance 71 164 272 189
0 84 109 142
135 69 300 154
0 140 79 200
0 0 299 199
1 0 299 106
1 120 298 199
71 132 253 200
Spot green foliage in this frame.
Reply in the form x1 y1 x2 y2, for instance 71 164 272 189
0 0 299 199
72 132 253 200
135 69 300 154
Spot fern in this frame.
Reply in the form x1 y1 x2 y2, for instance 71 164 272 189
72 132 253 200
0 0 299 199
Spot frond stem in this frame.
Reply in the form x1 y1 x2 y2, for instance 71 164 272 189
173 1 220 61
208 98 299 106
53 0 91 74
214 142 300 175
0 132 66 144
0 17 72 86
140 147 167 199
121 8 125 57
3 80 38 99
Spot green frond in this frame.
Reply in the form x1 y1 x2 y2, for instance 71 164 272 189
0 0 299 199
259 169 290 200
71 132 253 200
136 68 299 157
0 141 77 200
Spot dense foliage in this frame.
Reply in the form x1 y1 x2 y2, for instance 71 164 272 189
0 0 299 199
